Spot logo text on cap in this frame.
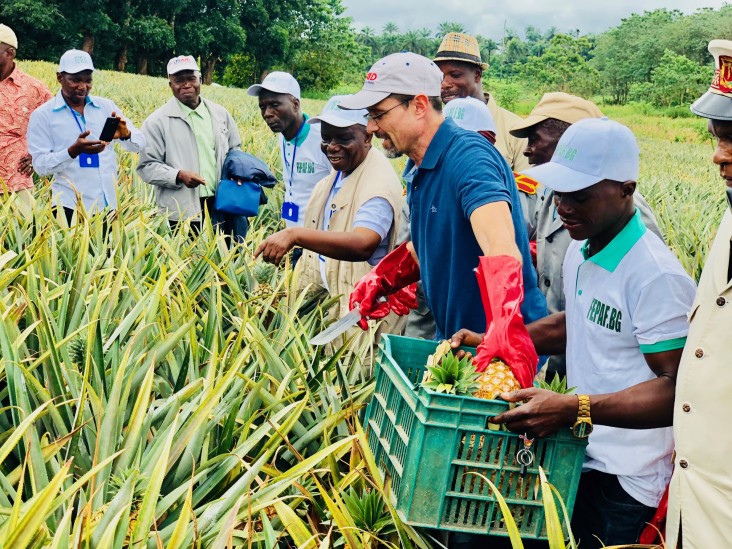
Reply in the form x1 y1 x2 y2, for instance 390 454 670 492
365 72 378 81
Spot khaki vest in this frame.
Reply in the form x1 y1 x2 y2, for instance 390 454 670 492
667 209 732 548
296 147 405 321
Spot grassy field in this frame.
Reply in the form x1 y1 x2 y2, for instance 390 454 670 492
1 61 722 547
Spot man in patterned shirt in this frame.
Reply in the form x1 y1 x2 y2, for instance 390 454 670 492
0 24 52 215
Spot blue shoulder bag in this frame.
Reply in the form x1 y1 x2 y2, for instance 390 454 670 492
215 179 262 217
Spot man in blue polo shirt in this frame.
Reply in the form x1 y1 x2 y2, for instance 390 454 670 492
342 52 546 349
490 118 696 548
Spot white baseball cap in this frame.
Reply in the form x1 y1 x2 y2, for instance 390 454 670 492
339 52 443 110
443 97 496 133
0 24 17 49
308 95 367 127
58 49 94 74
167 55 199 75
524 117 639 192
246 71 301 100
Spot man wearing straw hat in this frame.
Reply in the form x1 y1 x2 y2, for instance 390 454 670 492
433 32 529 173
666 39 732 549
0 23 52 215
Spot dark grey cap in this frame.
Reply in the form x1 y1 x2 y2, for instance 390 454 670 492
691 90 732 121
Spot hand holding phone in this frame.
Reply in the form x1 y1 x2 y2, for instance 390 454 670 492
99 116 121 142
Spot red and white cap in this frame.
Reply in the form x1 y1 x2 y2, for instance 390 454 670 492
339 52 443 110
167 55 200 76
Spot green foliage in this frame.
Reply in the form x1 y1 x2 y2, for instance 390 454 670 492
519 34 601 97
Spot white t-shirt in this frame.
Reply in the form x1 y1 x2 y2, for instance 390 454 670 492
563 209 696 508
279 116 331 227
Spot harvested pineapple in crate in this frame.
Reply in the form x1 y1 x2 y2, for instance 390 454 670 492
364 335 587 540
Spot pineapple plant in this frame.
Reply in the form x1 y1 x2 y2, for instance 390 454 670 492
535 374 576 394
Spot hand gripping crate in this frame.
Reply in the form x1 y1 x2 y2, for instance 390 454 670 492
364 335 587 539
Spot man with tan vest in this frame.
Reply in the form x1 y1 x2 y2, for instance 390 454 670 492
254 94 404 329
667 39 732 549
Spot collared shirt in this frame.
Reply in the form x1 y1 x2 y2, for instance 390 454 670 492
0 65 53 191
563 209 696 508
27 91 145 212
177 99 217 197
407 117 547 339
278 115 331 227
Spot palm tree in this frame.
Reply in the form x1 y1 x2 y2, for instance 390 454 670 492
383 22 399 35
437 21 466 39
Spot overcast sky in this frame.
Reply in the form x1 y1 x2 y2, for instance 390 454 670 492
341 0 729 38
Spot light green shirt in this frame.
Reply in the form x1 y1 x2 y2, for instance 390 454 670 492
178 99 217 197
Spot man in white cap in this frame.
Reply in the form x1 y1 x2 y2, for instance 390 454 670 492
433 32 529 172
667 39 732 549
138 55 242 236
488 118 696 548
342 52 546 349
26 49 144 223
454 93 664 383
0 23 52 215
247 72 330 257
255 95 404 325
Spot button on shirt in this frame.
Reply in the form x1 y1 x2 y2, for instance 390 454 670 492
563 209 696 507
279 116 331 227
0 66 52 191
27 92 145 212
177 99 217 197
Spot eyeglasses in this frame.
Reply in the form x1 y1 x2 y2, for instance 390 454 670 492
365 98 412 124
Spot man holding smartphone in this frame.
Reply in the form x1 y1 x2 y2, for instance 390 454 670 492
26 49 145 224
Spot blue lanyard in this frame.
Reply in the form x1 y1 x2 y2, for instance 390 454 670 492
282 120 306 195
67 103 86 133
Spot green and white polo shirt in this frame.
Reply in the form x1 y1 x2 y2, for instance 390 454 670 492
278 114 331 227
563 208 696 507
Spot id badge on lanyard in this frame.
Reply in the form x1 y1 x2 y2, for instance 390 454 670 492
68 106 99 169
281 122 306 222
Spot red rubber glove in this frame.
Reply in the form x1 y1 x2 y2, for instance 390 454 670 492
473 255 537 389
529 240 537 269
349 242 420 330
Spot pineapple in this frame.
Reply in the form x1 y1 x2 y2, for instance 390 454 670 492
68 336 86 364
474 359 521 400
251 262 276 301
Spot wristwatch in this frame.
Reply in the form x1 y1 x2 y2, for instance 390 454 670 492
572 394 593 438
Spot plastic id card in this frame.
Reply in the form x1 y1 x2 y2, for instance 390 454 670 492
78 153 100 168
282 201 299 222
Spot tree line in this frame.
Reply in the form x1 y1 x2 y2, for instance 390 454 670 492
2 1 730 107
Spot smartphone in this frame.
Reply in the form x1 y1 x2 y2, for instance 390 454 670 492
99 117 120 142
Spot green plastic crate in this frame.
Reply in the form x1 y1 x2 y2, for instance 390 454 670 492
364 335 588 539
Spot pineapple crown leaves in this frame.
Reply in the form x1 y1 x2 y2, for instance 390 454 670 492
342 488 394 535
422 353 479 396
534 375 576 394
